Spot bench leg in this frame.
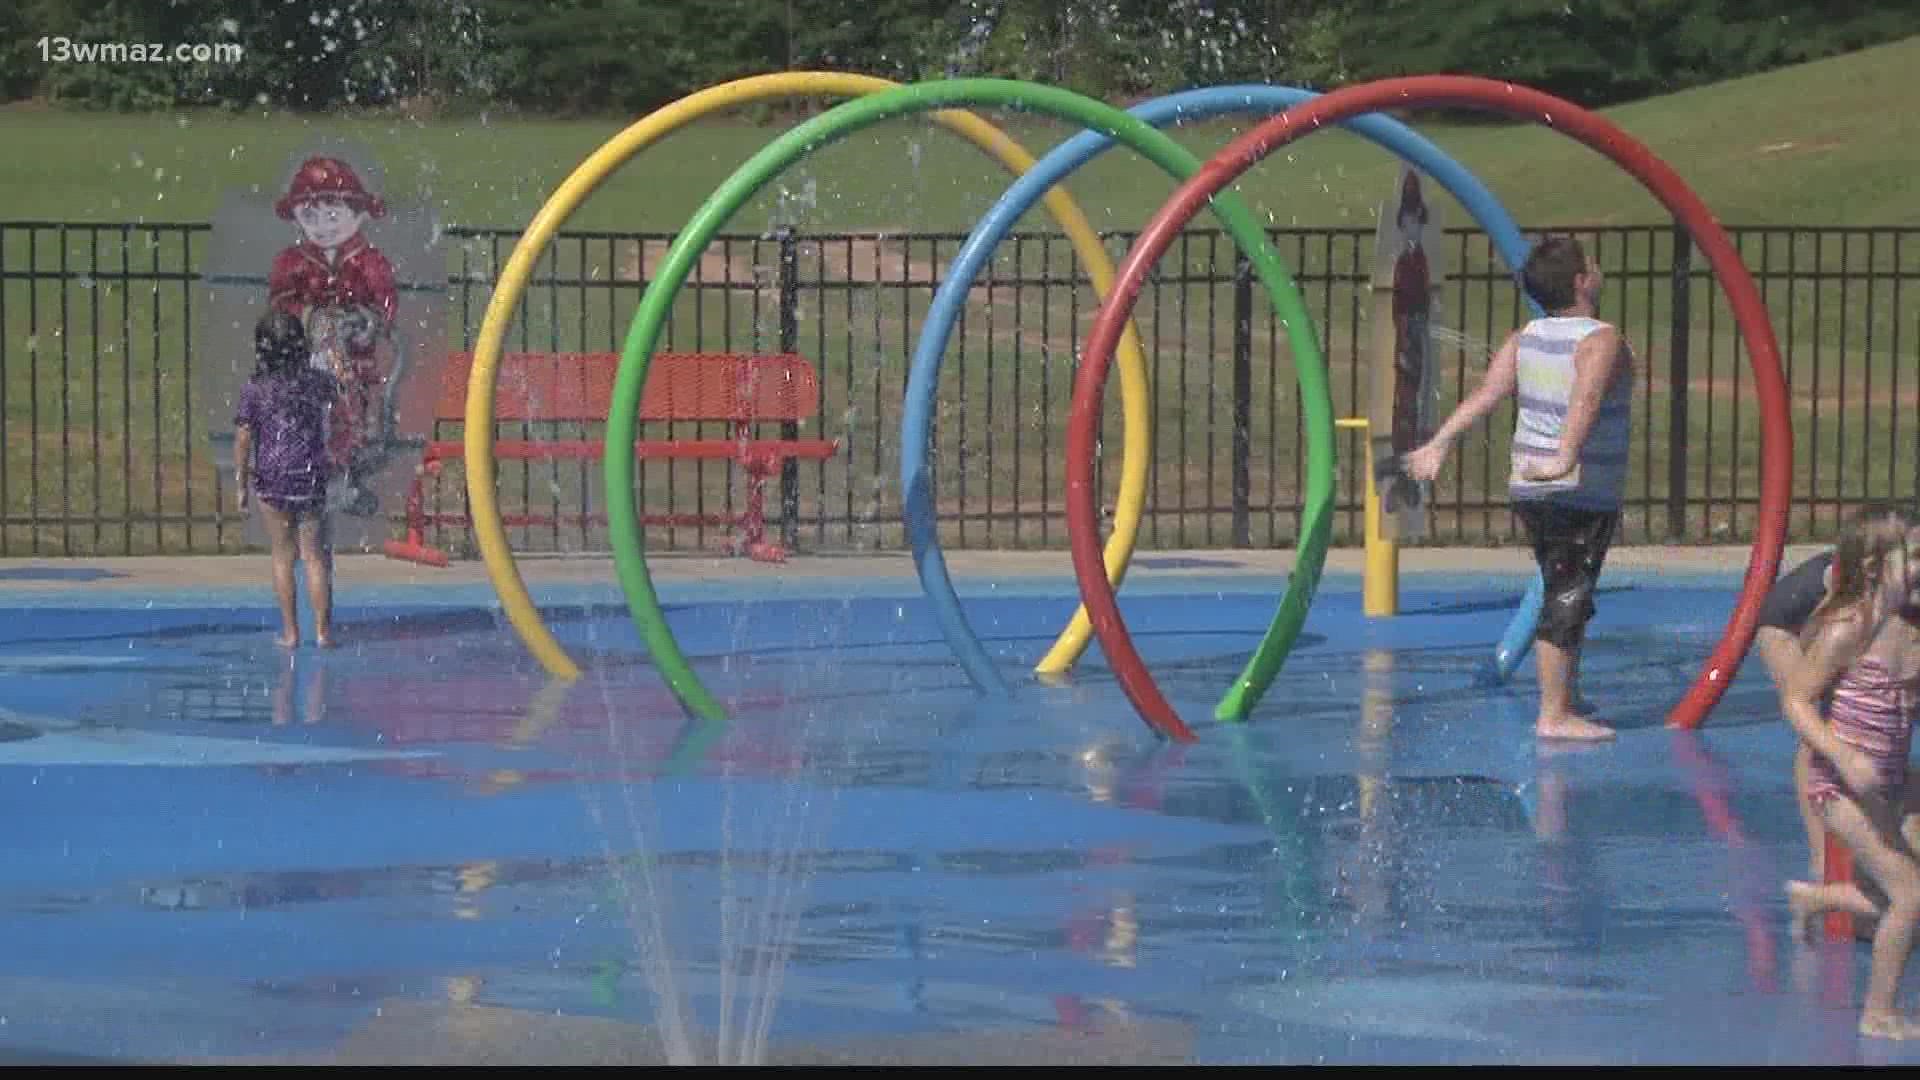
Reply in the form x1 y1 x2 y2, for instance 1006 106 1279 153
381 458 451 567
738 462 788 563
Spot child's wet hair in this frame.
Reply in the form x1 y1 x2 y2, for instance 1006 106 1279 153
1811 502 1920 630
254 311 308 376
1521 236 1588 312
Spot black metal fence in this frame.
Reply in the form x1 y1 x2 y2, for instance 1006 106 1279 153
2 219 1916 557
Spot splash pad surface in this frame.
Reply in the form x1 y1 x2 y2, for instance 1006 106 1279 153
0 557 1900 1064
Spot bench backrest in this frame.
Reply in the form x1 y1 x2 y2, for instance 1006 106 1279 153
435 351 822 425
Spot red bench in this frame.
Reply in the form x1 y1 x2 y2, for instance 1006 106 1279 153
381 350 840 567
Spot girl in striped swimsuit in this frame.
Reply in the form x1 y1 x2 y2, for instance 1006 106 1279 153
1783 506 1920 1040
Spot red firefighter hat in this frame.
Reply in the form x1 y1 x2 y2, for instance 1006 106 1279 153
275 156 386 219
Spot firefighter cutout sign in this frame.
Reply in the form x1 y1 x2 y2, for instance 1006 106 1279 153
1367 166 1446 540
200 143 445 552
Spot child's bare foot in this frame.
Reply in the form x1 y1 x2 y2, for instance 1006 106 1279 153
1786 880 1820 943
1859 1011 1920 1040
1536 713 1616 741
315 631 336 650
275 631 300 649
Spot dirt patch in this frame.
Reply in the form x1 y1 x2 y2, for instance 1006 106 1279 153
1755 139 1846 157
614 239 771 291
612 231 1005 306
796 230 1003 304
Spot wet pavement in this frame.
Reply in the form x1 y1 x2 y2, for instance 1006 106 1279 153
0 558 1908 1064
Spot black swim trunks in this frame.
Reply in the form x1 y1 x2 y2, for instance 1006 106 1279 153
1513 498 1620 649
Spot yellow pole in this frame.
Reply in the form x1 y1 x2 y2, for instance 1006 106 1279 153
1335 418 1398 618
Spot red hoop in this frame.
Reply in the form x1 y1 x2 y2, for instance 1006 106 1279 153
1066 75 1789 733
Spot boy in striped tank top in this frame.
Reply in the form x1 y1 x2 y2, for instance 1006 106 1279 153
1779 506 1920 1039
1404 237 1630 741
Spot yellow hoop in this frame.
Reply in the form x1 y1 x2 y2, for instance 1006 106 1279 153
464 72 1154 679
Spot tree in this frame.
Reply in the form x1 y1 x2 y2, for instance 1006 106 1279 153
1333 0 1920 107
3 0 1914 115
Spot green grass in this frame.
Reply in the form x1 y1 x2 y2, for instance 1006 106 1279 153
4 39 1919 555
1 36 1918 232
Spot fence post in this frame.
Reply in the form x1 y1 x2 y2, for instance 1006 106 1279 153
775 226 801 551
1667 220 1693 540
1232 251 1254 547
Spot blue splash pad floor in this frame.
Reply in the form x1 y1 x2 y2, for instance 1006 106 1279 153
0 566 1909 1064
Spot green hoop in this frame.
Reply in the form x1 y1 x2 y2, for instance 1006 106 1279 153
606 78 1335 728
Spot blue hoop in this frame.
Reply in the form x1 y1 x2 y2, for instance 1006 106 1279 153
1491 575 1547 682
900 84 1545 695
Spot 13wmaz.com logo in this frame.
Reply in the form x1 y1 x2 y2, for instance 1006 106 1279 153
37 36 244 64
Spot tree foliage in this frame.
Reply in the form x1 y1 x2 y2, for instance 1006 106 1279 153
1336 0 1920 106
1 0 1914 114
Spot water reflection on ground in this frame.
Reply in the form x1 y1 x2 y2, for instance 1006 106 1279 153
0 580 1905 1064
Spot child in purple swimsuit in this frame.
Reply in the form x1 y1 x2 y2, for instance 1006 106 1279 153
233 311 339 648
1782 505 1920 1039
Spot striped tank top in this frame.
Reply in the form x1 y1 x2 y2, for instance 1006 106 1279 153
1508 315 1633 510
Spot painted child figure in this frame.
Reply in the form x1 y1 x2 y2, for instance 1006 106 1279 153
1389 170 1432 459
267 155 397 516
1782 506 1920 1039
1373 170 1437 518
